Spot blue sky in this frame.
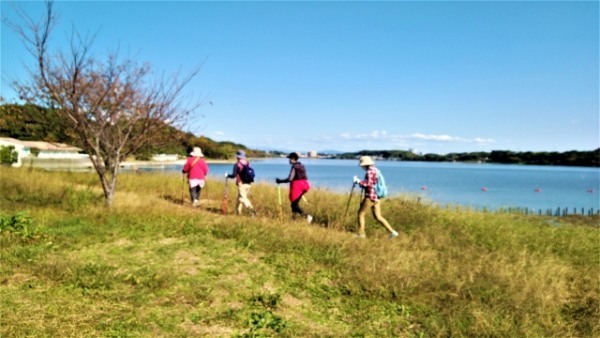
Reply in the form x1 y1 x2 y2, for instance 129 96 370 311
1 1 598 155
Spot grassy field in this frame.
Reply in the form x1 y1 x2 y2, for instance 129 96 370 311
1 166 598 337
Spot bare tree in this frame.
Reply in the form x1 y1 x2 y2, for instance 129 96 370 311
6 1 201 206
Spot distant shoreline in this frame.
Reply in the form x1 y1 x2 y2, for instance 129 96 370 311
120 158 233 167
15 157 235 170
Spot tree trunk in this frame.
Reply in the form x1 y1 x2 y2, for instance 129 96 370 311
104 184 115 207
95 160 119 207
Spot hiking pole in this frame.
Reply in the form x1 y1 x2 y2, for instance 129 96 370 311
203 178 209 208
221 177 228 215
181 174 187 205
277 183 283 220
343 182 357 218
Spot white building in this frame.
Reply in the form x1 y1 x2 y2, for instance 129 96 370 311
0 138 88 167
20 141 87 159
151 154 179 162
307 150 318 158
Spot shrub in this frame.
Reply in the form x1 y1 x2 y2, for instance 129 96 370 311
0 211 37 239
0 145 18 165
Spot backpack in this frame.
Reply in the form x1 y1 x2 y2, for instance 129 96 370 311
374 169 388 198
239 163 255 184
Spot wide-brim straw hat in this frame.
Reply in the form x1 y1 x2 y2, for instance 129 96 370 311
359 156 374 167
190 147 204 157
236 150 246 159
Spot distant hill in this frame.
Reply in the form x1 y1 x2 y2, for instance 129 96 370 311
256 148 344 156
319 149 344 155
0 103 267 160
4 103 596 166
333 149 600 167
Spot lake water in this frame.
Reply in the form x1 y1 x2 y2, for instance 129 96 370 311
142 158 600 212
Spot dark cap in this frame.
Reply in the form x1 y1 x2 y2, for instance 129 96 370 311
287 152 299 160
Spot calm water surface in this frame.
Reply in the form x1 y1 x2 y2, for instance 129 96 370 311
147 158 599 212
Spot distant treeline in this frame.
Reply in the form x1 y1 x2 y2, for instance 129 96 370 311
0 103 268 160
335 149 600 167
3 103 597 165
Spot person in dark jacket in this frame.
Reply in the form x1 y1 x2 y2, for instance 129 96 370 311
276 152 313 223
226 149 256 216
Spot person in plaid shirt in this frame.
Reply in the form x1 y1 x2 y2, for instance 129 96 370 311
353 156 399 239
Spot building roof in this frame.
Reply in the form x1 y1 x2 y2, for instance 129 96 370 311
0 137 26 146
21 141 82 152
0 138 81 152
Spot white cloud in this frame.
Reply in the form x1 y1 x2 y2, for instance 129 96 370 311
327 131 495 145
370 130 388 138
408 133 462 142
340 130 390 141
473 137 496 144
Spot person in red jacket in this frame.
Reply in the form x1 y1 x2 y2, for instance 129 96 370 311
276 152 313 223
182 147 209 207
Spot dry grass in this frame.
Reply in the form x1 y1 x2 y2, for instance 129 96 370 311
1 166 598 337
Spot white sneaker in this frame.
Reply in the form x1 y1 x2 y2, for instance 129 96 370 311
306 215 313 224
193 199 199 207
354 233 366 239
389 230 399 239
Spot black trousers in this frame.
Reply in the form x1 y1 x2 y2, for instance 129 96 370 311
189 186 202 201
291 193 305 216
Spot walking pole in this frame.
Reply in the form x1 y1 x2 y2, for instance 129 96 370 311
181 174 187 205
203 178 209 208
221 177 229 215
343 183 357 218
277 184 283 220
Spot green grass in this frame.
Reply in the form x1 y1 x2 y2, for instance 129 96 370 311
1 166 598 337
